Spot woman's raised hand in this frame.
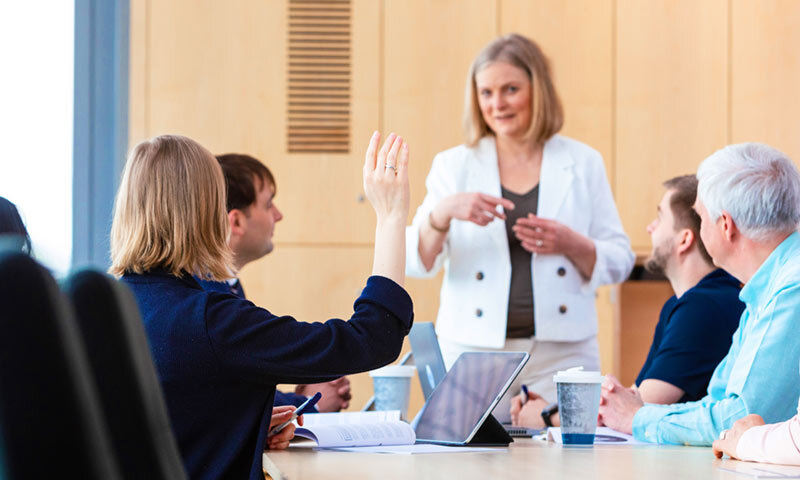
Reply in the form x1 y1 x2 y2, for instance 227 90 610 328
430 193 515 229
363 131 409 222
364 131 410 286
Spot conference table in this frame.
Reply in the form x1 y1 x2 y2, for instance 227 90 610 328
263 437 798 479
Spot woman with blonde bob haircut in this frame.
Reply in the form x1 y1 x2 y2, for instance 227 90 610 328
406 33 634 427
110 135 231 280
111 133 413 480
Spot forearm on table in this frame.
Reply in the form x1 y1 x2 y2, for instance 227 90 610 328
633 397 747 445
373 216 407 286
737 416 800 465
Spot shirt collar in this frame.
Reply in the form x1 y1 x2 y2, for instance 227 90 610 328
740 232 800 308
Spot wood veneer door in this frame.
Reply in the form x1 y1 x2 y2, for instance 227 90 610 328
500 0 614 176
616 0 728 254
731 0 800 163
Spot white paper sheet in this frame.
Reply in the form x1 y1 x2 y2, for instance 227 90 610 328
321 444 505 455
294 421 415 447
547 427 647 445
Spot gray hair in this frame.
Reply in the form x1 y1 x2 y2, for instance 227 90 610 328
696 143 800 241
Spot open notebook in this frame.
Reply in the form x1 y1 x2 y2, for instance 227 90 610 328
293 411 415 448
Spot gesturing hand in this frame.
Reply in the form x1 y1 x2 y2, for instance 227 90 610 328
363 131 409 222
430 193 515 229
296 377 352 412
512 214 578 255
712 414 765 460
510 390 548 428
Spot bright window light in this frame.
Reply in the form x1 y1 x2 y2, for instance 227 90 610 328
0 2 74 277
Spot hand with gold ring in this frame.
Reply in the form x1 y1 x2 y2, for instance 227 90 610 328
512 214 598 279
363 131 409 221
362 131 410 287
712 414 765 459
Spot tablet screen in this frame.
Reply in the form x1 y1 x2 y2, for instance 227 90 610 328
414 352 528 443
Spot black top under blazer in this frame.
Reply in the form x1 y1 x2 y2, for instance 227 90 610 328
122 271 414 480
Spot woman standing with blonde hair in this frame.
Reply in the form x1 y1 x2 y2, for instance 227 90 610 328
110 132 412 480
407 33 634 425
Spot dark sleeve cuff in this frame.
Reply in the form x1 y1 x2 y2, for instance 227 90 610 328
356 276 414 332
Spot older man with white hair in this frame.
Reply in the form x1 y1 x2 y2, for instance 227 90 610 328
599 143 800 446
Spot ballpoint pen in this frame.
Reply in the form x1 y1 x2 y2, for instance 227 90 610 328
268 391 322 437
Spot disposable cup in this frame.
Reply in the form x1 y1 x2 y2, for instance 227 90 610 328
370 365 415 420
553 367 604 445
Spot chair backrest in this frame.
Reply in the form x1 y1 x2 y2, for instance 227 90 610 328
0 251 120 479
64 270 187 480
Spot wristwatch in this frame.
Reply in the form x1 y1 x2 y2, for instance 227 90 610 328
541 402 559 427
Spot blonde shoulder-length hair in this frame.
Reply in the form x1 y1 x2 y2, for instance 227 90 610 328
109 134 233 281
463 33 564 147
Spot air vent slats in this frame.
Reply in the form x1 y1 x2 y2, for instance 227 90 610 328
287 0 351 153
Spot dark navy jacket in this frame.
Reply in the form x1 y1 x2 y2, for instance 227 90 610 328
635 269 744 403
195 278 315 411
123 271 413 480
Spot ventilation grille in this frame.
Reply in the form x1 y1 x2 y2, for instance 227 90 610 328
287 0 351 154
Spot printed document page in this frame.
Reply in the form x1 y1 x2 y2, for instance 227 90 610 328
294 421 415 447
300 410 401 427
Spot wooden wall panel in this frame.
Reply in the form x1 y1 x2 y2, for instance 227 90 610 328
619 281 674 386
383 0 498 213
500 0 614 176
140 0 380 244
616 0 728 253
275 0 381 244
129 0 147 145
145 0 284 153
731 0 800 162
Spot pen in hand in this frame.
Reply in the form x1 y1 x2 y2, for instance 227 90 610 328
268 391 322 438
521 384 529 406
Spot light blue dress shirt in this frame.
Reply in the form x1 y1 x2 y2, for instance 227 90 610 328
632 232 800 445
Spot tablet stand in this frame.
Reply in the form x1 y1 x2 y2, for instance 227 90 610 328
465 414 513 446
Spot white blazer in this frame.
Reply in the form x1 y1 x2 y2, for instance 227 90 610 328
406 135 634 348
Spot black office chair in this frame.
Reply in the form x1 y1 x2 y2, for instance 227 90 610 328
0 251 120 479
64 269 187 480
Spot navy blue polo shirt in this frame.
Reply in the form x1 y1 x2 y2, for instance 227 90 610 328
635 269 744 403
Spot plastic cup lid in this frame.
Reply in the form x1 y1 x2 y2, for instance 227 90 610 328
553 366 604 384
369 365 416 377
